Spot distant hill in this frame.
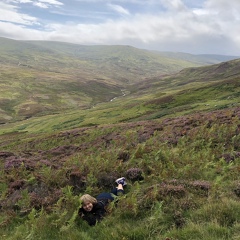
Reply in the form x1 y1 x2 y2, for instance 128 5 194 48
0 37 238 83
0 57 239 134
130 58 240 94
155 51 239 65
0 37 239 125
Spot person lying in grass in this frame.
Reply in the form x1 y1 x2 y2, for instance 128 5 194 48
78 177 127 226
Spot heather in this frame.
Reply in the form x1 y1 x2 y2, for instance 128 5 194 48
0 107 239 240
1 39 240 239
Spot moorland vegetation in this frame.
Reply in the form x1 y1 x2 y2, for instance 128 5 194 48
0 38 240 240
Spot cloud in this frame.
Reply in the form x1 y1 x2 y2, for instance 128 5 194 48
0 21 44 40
44 1 240 55
108 4 130 15
7 0 63 8
202 0 240 48
0 2 39 25
74 0 146 2
160 0 187 11
0 0 239 55
38 0 63 6
17 0 33 3
33 2 48 8
32 0 63 8
6 0 33 3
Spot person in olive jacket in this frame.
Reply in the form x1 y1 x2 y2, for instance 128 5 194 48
78 177 127 226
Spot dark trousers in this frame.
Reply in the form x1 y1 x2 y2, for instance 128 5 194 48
96 188 124 202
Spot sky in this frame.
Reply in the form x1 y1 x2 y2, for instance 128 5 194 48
0 0 240 55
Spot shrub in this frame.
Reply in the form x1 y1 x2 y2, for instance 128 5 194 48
126 168 144 182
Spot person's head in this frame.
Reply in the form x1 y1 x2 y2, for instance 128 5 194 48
80 194 97 212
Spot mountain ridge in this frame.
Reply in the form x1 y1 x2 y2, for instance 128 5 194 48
0 58 239 134
0 37 239 128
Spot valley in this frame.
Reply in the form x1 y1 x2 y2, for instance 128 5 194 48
0 38 240 240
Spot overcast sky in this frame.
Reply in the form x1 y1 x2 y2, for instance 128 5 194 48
0 0 240 55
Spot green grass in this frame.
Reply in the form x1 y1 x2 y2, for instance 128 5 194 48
0 38 240 239
1 37 239 124
1 74 239 135
0 105 240 239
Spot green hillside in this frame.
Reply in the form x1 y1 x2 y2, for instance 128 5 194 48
0 107 239 240
156 51 239 64
0 37 212 124
0 39 240 239
0 37 239 124
0 37 207 79
1 58 239 135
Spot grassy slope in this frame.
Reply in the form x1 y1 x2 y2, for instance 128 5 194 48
155 51 239 64
0 107 239 240
0 37 238 124
0 37 208 79
1 58 239 135
0 40 240 239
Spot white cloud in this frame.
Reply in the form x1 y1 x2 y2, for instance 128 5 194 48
74 0 146 2
202 0 240 49
160 0 186 11
32 0 63 8
42 13 210 44
6 0 63 8
0 0 239 55
0 21 44 39
33 2 48 8
108 4 130 15
38 0 63 6
205 0 240 10
18 0 33 3
5 0 33 3
43 2 240 55
0 2 38 25
192 8 208 16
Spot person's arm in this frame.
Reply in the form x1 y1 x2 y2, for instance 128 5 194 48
82 213 98 226
92 202 106 222
79 208 97 226
78 203 106 226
